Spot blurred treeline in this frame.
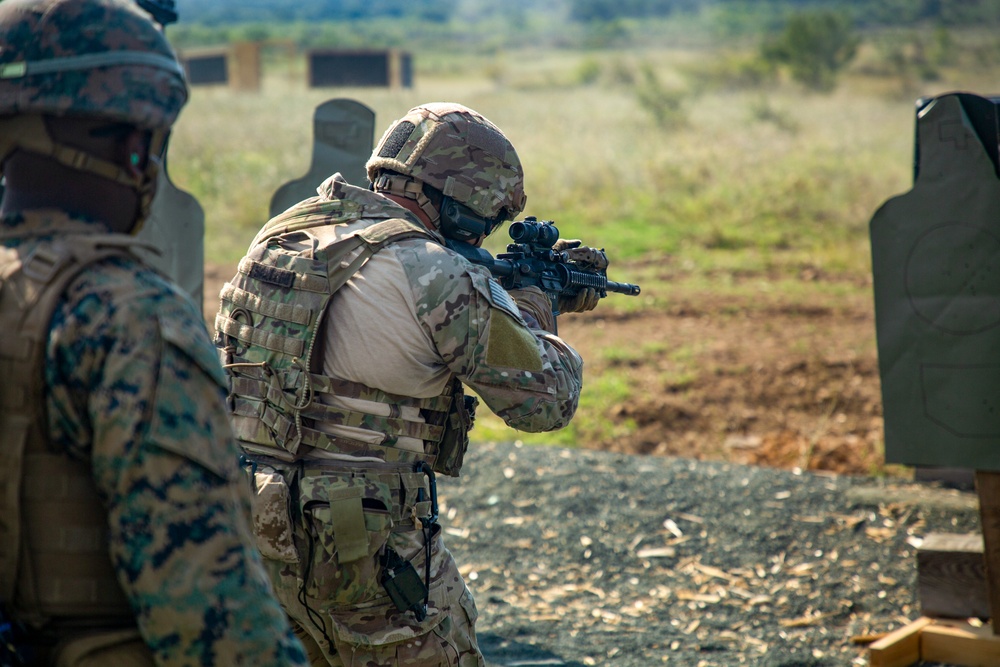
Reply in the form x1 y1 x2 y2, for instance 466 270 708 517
169 0 1000 51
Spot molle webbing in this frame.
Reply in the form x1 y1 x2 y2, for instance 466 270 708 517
227 366 453 466
18 451 131 615
216 223 396 358
220 281 312 325
0 229 141 620
218 216 450 464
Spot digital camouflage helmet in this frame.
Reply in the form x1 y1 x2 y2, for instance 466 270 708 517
366 102 528 241
0 0 189 228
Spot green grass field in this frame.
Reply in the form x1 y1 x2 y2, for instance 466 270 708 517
170 38 996 273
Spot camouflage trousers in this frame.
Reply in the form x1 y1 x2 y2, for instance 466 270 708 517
249 461 485 667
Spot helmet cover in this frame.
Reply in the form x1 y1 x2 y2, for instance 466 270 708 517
366 102 527 221
0 0 188 130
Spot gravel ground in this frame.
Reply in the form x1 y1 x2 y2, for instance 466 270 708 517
437 441 982 667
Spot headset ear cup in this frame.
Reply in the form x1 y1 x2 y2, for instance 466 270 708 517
439 197 488 241
439 199 458 238
441 199 458 228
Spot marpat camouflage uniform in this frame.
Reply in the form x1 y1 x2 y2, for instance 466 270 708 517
0 210 309 666
0 0 309 663
216 173 584 665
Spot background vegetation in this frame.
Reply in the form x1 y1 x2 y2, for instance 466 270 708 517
163 0 1000 457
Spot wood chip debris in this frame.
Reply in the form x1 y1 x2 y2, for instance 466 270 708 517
662 518 684 538
677 591 722 604
636 546 676 559
780 611 831 628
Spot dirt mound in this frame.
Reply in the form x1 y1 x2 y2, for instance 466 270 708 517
610 356 883 474
556 282 887 476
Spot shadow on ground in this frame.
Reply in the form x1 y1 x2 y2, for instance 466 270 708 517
480 633 586 667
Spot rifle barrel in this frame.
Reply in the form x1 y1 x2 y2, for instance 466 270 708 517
606 280 641 296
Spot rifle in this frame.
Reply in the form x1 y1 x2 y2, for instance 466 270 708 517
445 217 641 321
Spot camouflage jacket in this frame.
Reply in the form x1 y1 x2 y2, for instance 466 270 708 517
220 174 583 464
0 210 307 666
318 176 584 433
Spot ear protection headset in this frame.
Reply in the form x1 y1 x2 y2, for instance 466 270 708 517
438 196 503 242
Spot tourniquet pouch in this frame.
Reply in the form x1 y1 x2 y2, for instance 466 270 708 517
53 628 152 667
297 471 395 607
327 530 482 667
434 382 478 477
249 469 299 563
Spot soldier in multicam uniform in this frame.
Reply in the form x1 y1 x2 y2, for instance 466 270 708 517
215 103 603 665
0 0 308 665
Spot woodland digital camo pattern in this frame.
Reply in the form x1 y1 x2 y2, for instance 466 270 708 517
0 210 308 666
218 174 583 665
0 0 188 130
366 103 527 221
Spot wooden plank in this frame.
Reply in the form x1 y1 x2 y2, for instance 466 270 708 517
869 617 933 667
918 532 990 619
976 471 1000 633
922 619 1000 665
230 41 261 92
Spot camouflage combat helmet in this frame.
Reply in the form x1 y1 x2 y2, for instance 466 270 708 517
366 103 527 233
0 0 188 227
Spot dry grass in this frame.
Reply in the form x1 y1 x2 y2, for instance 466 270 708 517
169 45 995 268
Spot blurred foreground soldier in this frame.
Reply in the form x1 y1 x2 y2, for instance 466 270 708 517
215 103 593 664
0 0 308 664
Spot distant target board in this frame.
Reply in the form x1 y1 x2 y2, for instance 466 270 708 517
181 47 227 85
307 49 412 88
179 42 261 91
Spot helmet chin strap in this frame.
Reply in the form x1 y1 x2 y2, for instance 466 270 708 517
372 173 440 226
0 114 161 234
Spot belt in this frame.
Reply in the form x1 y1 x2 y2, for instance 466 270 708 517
242 453 436 527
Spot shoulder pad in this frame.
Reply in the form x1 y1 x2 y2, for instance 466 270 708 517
252 199 364 248
357 217 436 248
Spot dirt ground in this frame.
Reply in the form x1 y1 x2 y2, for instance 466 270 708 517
204 262 887 478
558 272 886 477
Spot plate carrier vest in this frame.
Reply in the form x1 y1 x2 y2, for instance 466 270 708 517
0 223 145 625
215 199 475 476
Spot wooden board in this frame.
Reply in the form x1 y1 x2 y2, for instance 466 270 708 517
869 617 932 667
923 619 1000 665
918 532 989 619
977 471 1000 632
870 618 1000 666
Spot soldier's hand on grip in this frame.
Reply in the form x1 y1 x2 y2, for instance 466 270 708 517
553 239 607 314
559 288 600 314
554 238 609 271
